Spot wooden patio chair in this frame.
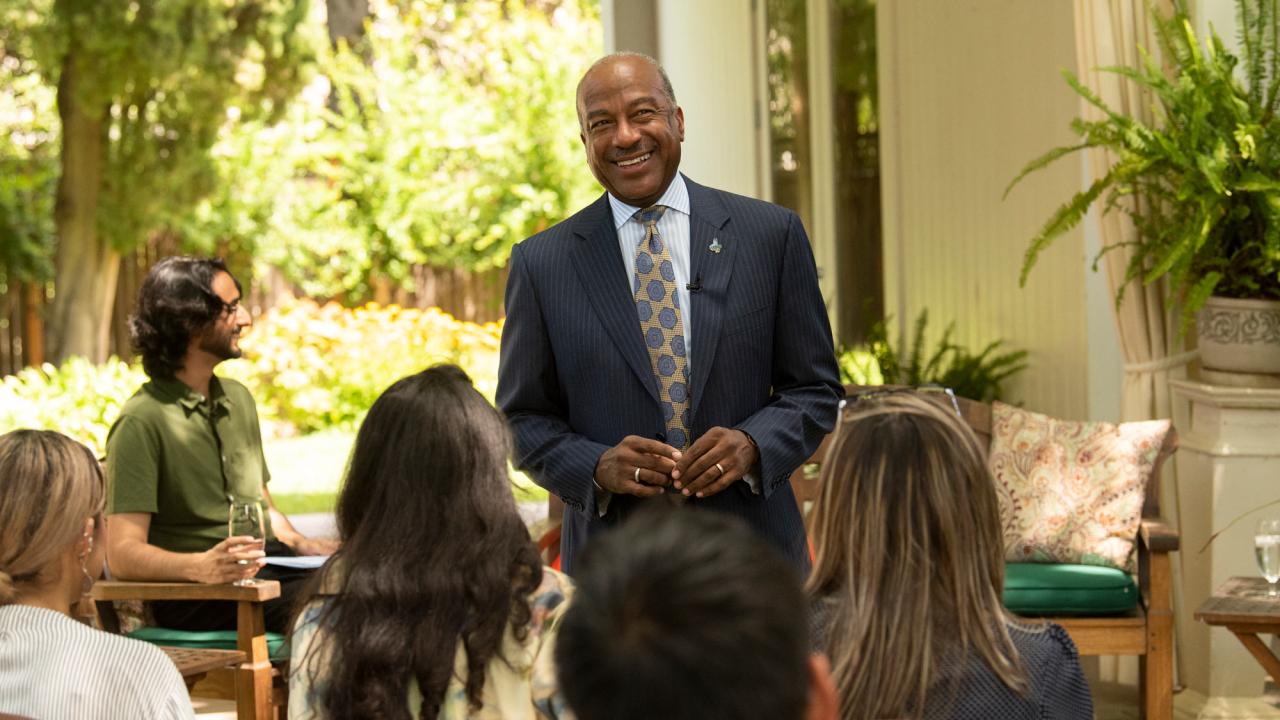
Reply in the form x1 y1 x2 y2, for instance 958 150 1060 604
93 579 285 720
790 385 1178 720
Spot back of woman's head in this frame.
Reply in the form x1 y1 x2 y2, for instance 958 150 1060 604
302 364 541 720
0 430 104 604
336 363 517 546
806 393 1025 718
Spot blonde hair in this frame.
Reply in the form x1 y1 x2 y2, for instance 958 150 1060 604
805 394 1028 719
0 430 105 604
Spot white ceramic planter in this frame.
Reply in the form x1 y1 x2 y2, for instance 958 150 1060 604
1197 296 1280 385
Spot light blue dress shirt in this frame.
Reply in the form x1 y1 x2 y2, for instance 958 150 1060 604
607 173 694 359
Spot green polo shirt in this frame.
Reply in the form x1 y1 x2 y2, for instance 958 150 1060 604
106 375 275 553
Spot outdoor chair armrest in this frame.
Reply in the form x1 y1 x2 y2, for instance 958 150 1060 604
1139 518 1179 554
92 580 281 603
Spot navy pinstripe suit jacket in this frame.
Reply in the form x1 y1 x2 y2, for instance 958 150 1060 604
497 175 842 574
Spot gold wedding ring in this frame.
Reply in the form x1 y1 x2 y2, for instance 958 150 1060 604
635 467 641 483
715 462 725 475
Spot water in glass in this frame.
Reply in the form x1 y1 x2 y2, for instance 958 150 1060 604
1255 519 1280 596
228 500 264 587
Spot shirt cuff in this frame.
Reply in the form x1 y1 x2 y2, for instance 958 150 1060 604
593 478 612 517
737 428 762 495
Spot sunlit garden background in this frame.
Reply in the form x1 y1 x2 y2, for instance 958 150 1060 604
0 0 1022 517
0 0 605 514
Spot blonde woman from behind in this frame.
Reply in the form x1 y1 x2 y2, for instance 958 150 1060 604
0 429 192 720
806 393 1092 720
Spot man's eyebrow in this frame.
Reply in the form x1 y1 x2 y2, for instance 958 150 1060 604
583 95 664 119
626 95 662 109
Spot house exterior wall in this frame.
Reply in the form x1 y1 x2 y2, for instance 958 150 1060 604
602 0 1124 421
877 0 1103 419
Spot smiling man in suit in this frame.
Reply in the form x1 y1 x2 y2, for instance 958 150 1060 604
497 52 841 574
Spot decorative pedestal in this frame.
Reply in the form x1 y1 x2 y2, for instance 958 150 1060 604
1172 379 1280 697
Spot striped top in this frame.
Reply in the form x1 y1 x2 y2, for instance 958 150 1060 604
0 604 193 720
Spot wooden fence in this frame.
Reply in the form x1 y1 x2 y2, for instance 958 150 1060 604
1 245 509 378
0 278 42 377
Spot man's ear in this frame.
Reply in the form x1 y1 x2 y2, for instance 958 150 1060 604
674 105 685 141
805 653 838 720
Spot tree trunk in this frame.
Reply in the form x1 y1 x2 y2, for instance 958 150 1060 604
325 0 369 48
19 280 44 367
50 44 118 364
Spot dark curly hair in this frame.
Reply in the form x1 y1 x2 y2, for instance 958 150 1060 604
293 364 542 719
129 257 239 380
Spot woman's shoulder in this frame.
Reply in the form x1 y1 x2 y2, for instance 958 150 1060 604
3 606 191 717
106 634 193 716
1005 619 1082 665
1004 618 1093 718
530 566 573 631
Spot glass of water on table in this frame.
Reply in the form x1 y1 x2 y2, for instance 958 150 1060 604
228 499 265 587
1255 519 1280 597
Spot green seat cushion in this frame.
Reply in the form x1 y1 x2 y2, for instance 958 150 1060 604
127 626 289 662
1002 562 1138 615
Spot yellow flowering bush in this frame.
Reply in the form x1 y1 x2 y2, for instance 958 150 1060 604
0 302 505 447
0 357 149 456
225 300 503 435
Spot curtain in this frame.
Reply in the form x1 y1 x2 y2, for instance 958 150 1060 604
1072 0 1192 687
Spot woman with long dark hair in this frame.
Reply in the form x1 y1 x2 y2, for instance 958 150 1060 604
806 393 1092 719
289 364 571 719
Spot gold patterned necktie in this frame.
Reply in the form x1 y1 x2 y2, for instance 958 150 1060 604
633 205 690 449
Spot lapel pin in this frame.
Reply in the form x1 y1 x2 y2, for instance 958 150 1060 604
708 238 722 254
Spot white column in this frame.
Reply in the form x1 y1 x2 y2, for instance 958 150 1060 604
655 0 761 199
1172 379 1280 696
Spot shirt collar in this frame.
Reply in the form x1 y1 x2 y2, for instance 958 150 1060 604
608 173 690 231
149 374 231 412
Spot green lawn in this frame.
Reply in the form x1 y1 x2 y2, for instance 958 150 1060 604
264 430 547 515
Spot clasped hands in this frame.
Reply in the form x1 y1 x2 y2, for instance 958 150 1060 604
594 427 757 499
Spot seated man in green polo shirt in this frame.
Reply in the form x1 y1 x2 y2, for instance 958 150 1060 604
105 256 338 633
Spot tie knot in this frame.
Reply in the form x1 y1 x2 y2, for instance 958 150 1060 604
635 205 667 227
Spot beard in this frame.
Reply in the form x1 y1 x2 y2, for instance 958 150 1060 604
199 327 242 361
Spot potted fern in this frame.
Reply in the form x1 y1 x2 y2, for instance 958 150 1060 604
1007 0 1280 383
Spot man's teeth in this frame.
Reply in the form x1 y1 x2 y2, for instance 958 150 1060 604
618 153 651 167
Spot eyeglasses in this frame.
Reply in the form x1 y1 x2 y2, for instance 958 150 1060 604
837 384 963 429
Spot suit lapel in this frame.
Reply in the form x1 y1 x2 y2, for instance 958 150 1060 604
569 194 660 403
686 178 737 421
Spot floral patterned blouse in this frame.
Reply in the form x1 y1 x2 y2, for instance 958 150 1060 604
289 566 574 720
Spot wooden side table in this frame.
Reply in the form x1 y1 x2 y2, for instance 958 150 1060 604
1195 577 1280 681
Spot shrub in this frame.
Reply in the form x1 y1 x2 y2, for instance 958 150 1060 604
226 299 502 435
837 310 1028 402
0 302 504 448
0 357 148 455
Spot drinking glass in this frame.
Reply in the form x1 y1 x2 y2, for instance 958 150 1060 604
1255 519 1280 597
228 500 265 587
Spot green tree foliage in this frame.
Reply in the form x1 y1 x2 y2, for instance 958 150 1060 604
1 0 313 361
0 4 58 288
182 0 602 301
0 3 58 283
